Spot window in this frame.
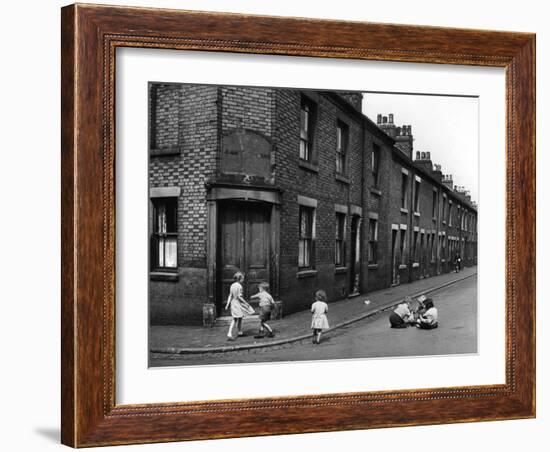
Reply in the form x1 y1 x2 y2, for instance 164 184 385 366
413 230 419 262
151 197 178 270
299 205 315 269
399 229 406 265
448 201 452 226
430 233 436 261
442 196 447 223
414 179 421 213
335 121 348 175
372 144 380 187
401 173 408 209
432 191 437 218
368 219 378 264
300 97 316 162
335 213 346 266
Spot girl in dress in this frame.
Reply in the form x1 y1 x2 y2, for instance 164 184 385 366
416 298 439 329
311 290 329 344
225 272 249 341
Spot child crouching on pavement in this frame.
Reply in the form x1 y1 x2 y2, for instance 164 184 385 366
250 282 276 338
389 296 414 328
311 290 329 344
415 298 438 329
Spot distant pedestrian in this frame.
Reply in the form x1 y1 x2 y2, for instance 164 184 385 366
225 272 251 341
416 298 438 329
389 296 414 328
250 282 276 338
311 290 329 344
453 253 461 273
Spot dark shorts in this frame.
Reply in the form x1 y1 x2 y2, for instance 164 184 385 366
418 322 438 330
389 312 407 328
259 306 272 322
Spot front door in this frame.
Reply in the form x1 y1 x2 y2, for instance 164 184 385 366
217 201 271 316
349 216 361 295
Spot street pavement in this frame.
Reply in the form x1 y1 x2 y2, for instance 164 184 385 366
150 268 477 366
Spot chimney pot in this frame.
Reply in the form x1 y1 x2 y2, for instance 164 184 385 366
382 116 388 124
421 152 426 159
416 151 420 159
427 151 431 159
389 113 394 123
377 114 382 124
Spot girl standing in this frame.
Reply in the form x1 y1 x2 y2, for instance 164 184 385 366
225 272 248 341
311 290 329 344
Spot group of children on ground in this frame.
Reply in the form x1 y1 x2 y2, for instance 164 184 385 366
226 271 438 343
389 295 439 329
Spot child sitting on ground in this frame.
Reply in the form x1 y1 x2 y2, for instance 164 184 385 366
249 282 276 338
416 298 438 329
389 296 414 328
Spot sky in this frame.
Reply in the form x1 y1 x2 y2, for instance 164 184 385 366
363 93 479 204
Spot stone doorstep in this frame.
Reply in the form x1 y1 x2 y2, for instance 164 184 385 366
151 271 476 355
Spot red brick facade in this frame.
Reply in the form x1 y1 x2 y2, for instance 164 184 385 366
149 84 477 325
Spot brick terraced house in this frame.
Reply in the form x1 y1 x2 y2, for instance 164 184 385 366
149 83 477 325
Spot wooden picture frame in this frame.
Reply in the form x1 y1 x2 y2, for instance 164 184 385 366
61 3 535 447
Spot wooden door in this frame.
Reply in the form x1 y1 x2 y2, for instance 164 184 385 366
218 201 270 316
349 216 361 295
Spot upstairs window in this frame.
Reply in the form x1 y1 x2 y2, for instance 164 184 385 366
414 179 421 213
335 121 348 175
300 97 316 162
432 191 437 218
401 173 408 209
372 144 380 188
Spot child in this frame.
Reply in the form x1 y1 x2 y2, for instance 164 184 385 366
225 272 248 341
250 282 276 338
389 296 414 328
311 290 329 344
416 298 438 329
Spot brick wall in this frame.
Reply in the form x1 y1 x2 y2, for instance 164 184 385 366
149 84 219 324
275 91 366 314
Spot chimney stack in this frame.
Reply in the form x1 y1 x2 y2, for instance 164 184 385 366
442 174 454 190
432 163 442 183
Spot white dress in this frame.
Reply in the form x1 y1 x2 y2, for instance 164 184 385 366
311 301 329 330
228 282 245 318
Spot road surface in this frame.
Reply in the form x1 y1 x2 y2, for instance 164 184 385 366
151 274 477 367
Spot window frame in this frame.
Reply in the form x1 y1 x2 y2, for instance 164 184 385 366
334 212 346 267
399 229 407 265
401 172 408 210
414 178 421 214
371 143 380 188
298 204 316 270
335 120 349 175
299 95 316 163
150 196 178 271
368 218 378 265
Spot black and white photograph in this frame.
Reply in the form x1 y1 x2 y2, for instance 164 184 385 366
148 83 479 367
